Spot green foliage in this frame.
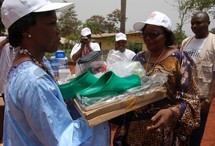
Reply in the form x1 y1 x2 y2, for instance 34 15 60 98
84 15 106 34
167 0 215 38
174 0 215 12
84 9 121 33
58 6 123 45
106 9 121 25
58 3 82 37
192 0 215 11
173 24 187 46
106 9 123 32
127 41 142 53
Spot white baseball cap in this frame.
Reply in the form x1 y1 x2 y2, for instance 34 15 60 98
115 32 127 41
133 11 172 31
81 27 92 36
1 0 73 29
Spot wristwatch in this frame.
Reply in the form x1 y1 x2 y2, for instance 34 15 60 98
204 99 211 104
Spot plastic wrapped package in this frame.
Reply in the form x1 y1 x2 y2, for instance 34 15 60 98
74 85 167 127
106 49 128 64
76 73 167 107
107 61 146 77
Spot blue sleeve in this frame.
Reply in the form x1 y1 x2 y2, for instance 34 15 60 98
22 75 93 146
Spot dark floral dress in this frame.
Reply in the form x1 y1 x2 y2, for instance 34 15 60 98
112 50 200 146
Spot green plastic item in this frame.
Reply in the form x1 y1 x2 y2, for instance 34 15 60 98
58 71 98 99
79 71 141 98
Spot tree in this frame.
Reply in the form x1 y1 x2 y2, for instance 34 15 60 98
173 24 187 46
166 0 215 44
192 0 215 10
84 15 106 34
84 9 122 33
58 3 82 37
106 9 121 32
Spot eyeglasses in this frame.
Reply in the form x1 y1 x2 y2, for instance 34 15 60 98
142 32 164 40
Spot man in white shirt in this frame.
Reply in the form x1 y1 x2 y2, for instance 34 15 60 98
0 37 18 97
106 32 136 64
70 27 100 75
181 11 215 146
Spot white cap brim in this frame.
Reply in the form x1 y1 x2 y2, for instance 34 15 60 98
34 2 73 12
116 37 127 41
133 11 172 32
133 21 145 31
1 0 73 29
81 31 91 36
133 20 170 31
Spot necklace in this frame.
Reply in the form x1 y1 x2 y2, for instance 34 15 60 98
146 49 166 72
19 49 58 83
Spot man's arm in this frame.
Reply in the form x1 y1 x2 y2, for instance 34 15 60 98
70 37 93 62
201 71 215 112
0 37 9 55
71 44 85 62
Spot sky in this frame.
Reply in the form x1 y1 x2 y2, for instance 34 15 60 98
53 0 215 36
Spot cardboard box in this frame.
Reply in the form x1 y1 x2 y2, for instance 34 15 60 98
74 86 166 127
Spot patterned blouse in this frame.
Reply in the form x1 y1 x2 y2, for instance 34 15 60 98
113 49 200 146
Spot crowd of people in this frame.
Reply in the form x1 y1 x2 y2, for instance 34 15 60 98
0 0 214 146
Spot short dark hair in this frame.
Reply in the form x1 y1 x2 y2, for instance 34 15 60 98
141 24 175 47
192 11 210 21
8 11 53 47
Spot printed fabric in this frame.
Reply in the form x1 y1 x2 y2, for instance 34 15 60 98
112 49 200 146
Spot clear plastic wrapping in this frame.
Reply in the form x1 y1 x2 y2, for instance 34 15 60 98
76 73 168 109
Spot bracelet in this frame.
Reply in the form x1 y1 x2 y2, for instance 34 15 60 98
204 99 211 104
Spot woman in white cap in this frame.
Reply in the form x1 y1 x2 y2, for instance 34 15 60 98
1 0 110 146
112 11 200 146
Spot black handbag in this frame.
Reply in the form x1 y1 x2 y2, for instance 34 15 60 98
78 51 102 64
77 51 103 74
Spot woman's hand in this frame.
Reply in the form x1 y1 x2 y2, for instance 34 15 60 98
147 108 174 131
